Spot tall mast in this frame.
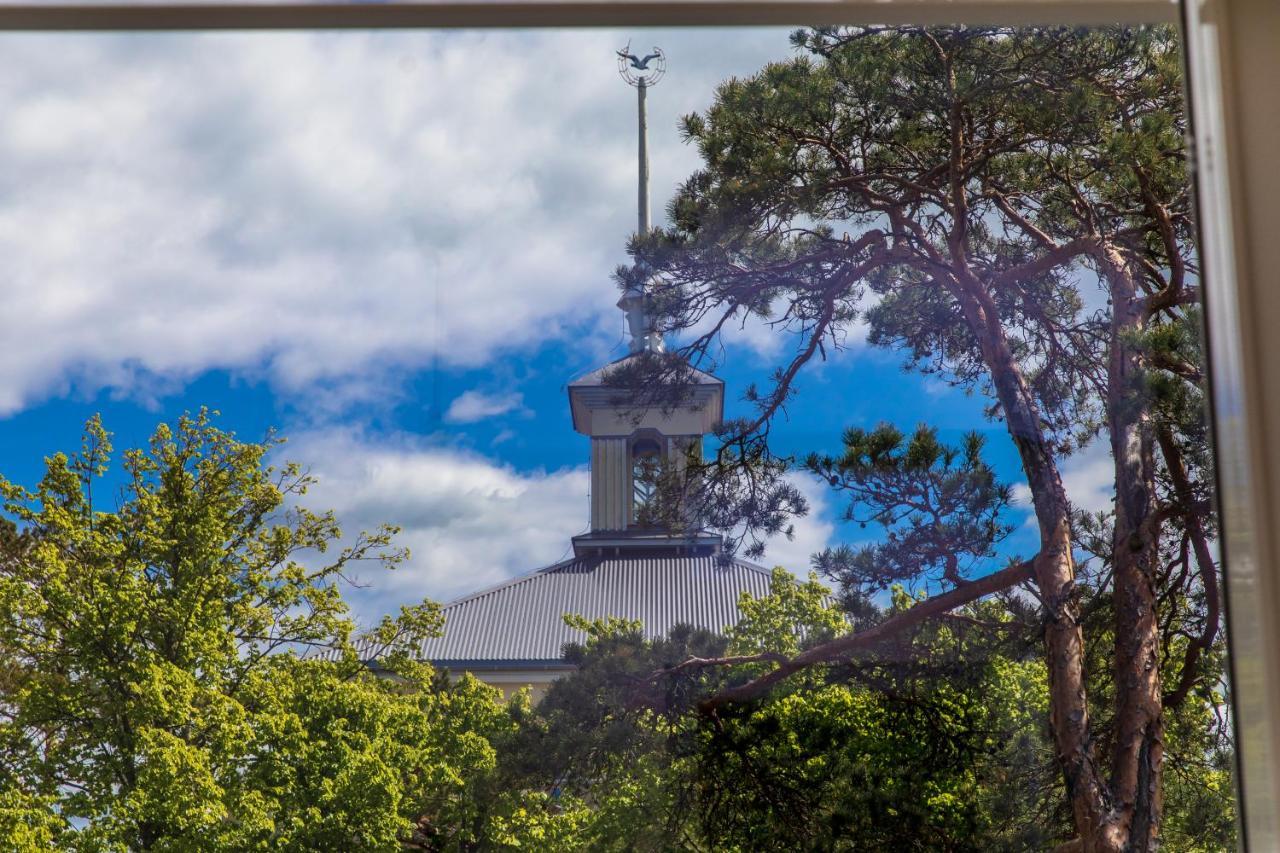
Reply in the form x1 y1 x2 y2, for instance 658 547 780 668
637 77 649 235
617 42 664 234
616 43 667 354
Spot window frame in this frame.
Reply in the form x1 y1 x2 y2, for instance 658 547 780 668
1 0 1272 848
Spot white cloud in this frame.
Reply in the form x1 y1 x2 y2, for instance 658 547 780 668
287 429 591 623
286 429 835 624
1060 443 1117 515
747 472 837 577
0 28 795 415
443 390 525 424
1011 440 1115 518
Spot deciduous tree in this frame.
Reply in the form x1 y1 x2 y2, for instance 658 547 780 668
0 413 530 851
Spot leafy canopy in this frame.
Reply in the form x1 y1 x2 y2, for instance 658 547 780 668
0 412 540 852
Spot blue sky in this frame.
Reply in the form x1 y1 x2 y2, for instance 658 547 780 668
0 28 1114 625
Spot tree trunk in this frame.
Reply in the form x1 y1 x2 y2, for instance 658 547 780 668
1101 246 1164 851
949 272 1116 850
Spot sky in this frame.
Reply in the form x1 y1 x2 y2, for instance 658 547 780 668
0 27 1117 626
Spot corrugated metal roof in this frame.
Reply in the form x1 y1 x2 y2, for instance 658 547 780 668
354 554 775 665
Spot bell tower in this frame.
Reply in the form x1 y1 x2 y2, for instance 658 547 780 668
567 42 724 557
567 353 723 554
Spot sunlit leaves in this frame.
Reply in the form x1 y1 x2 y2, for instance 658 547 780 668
0 413 514 851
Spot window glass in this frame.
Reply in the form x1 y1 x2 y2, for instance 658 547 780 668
0 25 1238 852
631 436 663 524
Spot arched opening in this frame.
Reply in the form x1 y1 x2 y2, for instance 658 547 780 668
630 437 663 526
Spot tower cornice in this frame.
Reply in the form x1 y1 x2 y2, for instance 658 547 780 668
566 352 723 436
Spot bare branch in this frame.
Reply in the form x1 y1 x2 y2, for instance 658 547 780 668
1157 427 1221 710
986 235 1100 293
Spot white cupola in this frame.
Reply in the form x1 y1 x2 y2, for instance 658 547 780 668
567 313 723 555
565 44 725 556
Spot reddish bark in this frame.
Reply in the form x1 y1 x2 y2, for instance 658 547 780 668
694 558 1036 712
1157 426 1221 712
948 268 1116 850
1099 246 1164 851
928 52 1114 841
659 32 1197 849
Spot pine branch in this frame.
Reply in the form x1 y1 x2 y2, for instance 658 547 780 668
655 557 1039 713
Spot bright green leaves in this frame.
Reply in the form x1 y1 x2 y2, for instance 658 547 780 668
0 413 503 851
118 728 228 848
229 659 502 852
562 613 644 647
727 567 844 658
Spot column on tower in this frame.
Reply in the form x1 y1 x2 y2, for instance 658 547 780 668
590 436 630 531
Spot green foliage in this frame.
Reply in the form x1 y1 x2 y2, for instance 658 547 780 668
1160 681 1237 852
0 414 1236 849
727 567 844 657
639 24 1188 498
693 682 987 851
807 425 1015 596
490 616 718 852
0 413 529 852
629 22 1230 849
0 787 60 851
496 573 1073 851
0 24 1235 848
495 567 1231 851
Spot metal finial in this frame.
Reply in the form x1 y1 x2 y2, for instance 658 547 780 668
616 42 667 88
616 42 665 236
615 42 667 355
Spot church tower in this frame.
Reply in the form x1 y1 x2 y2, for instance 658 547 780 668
566 290 724 556
359 44 777 701
565 40 724 556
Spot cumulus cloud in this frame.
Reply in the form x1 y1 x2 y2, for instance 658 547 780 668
287 429 591 622
286 429 835 623
443 390 525 424
0 28 793 415
747 472 837 578
1011 440 1115 518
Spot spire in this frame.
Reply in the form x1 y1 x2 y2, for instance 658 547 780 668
616 43 668 355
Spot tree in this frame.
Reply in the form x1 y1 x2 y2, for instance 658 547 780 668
806 424 1014 595
0 412 533 851
501 572 1144 851
629 25 1215 851
504 575 1231 850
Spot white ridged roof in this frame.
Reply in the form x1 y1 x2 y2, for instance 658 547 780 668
361 554 775 665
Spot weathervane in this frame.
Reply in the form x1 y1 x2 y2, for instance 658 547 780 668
616 42 666 235
615 42 668 355
616 41 666 88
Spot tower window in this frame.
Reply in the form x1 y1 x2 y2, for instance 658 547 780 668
630 437 663 525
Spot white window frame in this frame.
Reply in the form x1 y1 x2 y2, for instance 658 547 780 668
1 0 1271 847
